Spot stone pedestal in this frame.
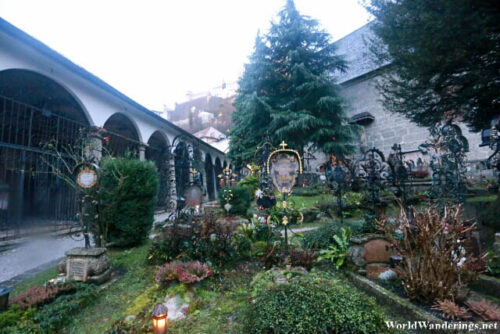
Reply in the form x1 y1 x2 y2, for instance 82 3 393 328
61 247 111 284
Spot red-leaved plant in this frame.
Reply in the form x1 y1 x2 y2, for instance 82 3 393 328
378 205 483 303
10 283 76 309
431 300 471 320
155 261 214 285
465 299 500 321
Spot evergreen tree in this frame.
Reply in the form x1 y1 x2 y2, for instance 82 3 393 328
366 0 500 132
228 0 357 168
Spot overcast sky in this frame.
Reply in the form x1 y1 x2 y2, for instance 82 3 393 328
0 0 371 110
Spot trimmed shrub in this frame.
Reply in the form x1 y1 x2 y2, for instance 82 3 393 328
219 184 255 216
100 157 158 246
245 271 386 333
302 220 341 249
237 175 259 191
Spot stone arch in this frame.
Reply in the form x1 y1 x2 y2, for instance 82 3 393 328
103 113 141 157
0 69 91 230
205 153 215 201
146 131 170 209
0 68 92 125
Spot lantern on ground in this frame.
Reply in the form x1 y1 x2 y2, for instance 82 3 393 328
0 286 12 311
152 303 168 334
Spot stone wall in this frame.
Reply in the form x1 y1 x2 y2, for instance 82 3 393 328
339 73 491 163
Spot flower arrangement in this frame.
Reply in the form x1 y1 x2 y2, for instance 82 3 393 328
155 261 214 285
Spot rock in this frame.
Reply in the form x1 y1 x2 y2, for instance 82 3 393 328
347 245 366 267
378 269 397 280
58 258 67 274
363 239 394 264
299 208 321 223
366 263 394 279
124 315 136 323
494 243 500 254
268 267 308 285
350 233 385 245
164 294 189 320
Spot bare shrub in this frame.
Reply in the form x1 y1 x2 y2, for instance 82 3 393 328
379 205 483 303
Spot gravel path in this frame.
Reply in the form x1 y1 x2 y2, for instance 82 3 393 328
281 226 318 235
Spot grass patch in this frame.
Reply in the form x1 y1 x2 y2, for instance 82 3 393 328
287 194 330 210
466 195 498 203
65 242 157 334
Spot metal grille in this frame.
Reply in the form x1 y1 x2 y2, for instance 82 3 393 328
0 95 86 239
146 145 170 210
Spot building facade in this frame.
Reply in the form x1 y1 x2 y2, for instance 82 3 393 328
336 24 490 162
0 18 229 235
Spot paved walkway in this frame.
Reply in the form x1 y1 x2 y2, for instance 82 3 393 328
0 235 81 284
0 212 169 286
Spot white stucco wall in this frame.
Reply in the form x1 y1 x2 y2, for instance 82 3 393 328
0 28 226 164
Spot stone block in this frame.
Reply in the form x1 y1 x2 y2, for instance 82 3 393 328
65 247 110 284
347 245 366 267
363 239 394 264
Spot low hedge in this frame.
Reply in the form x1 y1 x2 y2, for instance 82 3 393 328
245 271 387 333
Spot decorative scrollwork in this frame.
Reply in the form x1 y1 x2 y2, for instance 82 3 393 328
419 122 468 204
355 148 390 209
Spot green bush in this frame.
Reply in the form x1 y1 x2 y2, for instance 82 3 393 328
219 184 255 216
34 283 97 332
148 213 239 267
237 175 259 191
0 283 96 334
302 220 341 249
245 271 386 334
100 157 158 246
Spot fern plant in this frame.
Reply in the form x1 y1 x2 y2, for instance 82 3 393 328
317 227 351 269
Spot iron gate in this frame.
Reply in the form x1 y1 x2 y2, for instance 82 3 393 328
0 95 87 238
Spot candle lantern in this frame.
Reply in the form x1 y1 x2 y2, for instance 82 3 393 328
152 303 168 334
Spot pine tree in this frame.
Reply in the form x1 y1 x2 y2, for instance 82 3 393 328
366 0 500 132
228 0 357 168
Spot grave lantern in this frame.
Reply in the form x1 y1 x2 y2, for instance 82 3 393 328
0 286 12 311
152 303 168 334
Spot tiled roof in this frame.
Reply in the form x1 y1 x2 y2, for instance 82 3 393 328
193 126 226 140
333 22 389 84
